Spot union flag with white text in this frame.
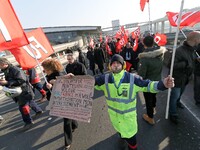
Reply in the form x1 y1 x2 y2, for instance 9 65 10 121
166 11 200 28
131 27 140 39
0 0 29 51
9 28 54 69
115 26 128 46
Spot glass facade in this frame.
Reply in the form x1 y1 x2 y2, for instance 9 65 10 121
45 31 77 45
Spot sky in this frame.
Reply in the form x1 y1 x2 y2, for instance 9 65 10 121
10 0 200 29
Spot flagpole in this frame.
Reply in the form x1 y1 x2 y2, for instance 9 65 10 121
180 29 187 38
29 46 48 84
165 0 185 119
148 0 151 33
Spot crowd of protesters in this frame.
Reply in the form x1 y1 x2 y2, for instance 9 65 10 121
1 31 200 150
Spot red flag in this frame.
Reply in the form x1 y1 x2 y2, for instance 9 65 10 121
133 37 139 51
116 26 128 46
166 11 200 28
9 28 54 69
154 33 167 46
140 0 149 11
0 0 29 51
131 27 140 39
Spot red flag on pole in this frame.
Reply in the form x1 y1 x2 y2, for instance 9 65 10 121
9 28 54 69
0 0 29 51
166 10 200 28
140 0 149 11
131 27 140 39
115 26 128 46
154 33 167 46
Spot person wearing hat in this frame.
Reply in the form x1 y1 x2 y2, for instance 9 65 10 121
0 58 43 130
94 54 174 150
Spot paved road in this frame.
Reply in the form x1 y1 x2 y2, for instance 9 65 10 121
0 66 200 150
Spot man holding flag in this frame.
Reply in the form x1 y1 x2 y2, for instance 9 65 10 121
168 31 200 124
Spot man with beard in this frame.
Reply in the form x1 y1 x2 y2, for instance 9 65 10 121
168 31 200 124
94 54 174 150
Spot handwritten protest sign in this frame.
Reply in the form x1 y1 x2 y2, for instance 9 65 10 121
48 75 95 123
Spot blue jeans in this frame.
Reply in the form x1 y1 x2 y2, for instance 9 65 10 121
169 86 185 116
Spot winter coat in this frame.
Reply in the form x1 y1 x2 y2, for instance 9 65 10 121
87 50 95 70
43 71 63 101
94 48 105 70
120 47 135 66
138 46 166 81
78 51 87 67
2 65 34 105
168 41 195 87
95 69 167 138
194 45 200 76
108 41 116 56
65 61 87 75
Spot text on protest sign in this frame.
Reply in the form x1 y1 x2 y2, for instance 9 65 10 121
49 75 95 123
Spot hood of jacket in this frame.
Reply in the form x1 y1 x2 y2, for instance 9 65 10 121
138 46 167 59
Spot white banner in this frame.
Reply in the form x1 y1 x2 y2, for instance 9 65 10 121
49 75 95 123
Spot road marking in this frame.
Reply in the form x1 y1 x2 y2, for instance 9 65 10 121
182 101 200 123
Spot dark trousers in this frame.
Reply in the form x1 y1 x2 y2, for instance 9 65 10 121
29 99 43 113
143 92 157 118
122 134 137 150
19 104 32 124
19 99 42 124
194 74 200 103
63 118 78 146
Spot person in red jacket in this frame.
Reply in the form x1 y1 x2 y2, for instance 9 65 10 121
27 67 46 102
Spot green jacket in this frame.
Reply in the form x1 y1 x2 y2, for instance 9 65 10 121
95 70 166 138
138 46 166 80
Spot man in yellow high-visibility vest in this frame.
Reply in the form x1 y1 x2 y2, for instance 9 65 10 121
95 54 174 150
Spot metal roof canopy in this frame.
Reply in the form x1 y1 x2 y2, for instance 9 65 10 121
25 26 101 33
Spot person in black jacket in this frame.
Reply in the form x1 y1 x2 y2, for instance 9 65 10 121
120 42 135 72
194 44 200 105
77 48 87 68
41 58 64 101
0 58 43 130
42 58 74 150
63 49 87 149
94 44 105 74
65 49 87 75
87 46 96 75
168 31 200 124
